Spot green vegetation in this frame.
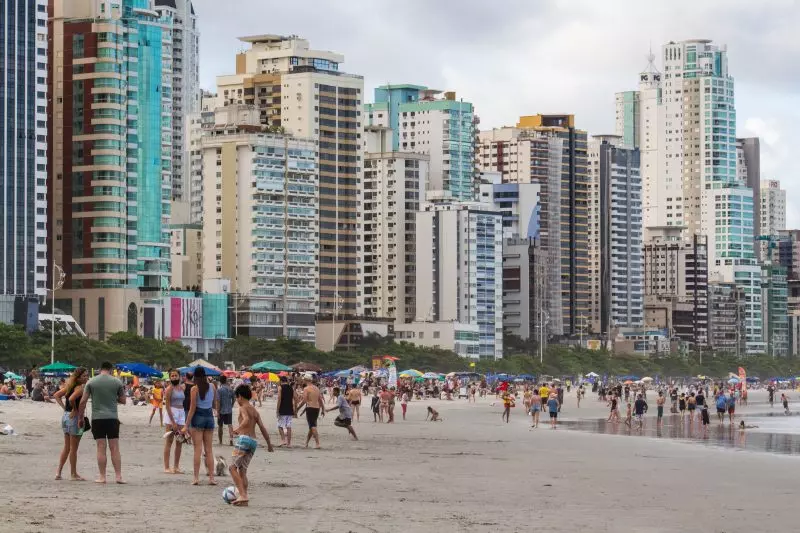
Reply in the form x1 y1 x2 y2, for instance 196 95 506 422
0 324 796 379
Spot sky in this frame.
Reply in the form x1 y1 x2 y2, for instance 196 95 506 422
193 0 800 226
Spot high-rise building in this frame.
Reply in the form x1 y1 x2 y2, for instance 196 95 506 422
620 40 763 353
416 202 503 359
614 91 640 149
477 179 541 240
1 0 48 298
589 135 643 336
362 125 429 322
643 227 708 346
154 0 200 204
216 35 363 316
761 263 789 357
201 105 317 341
708 282 745 355
186 90 215 224
48 0 172 338
366 87 475 201
759 180 786 237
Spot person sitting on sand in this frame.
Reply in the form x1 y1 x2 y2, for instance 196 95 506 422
0 381 18 399
426 406 442 422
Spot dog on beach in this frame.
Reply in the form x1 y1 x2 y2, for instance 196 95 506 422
214 455 228 477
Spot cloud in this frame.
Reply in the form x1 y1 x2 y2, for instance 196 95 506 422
191 0 800 225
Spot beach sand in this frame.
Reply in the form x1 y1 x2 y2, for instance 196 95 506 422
0 388 796 532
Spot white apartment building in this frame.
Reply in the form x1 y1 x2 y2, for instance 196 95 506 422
155 0 200 204
362 126 429 322
416 202 504 359
216 35 364 315
185 91 215 224
201 105 317 341
760 180 786 236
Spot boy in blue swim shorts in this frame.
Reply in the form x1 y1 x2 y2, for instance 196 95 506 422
229 385 274 506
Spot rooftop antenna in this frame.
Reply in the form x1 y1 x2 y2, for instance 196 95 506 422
643 41 660 73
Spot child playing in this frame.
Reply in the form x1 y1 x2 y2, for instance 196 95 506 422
229 385 274 507
400 391 409 420
426 406 442 421
624 401 633 427
371 390 381 422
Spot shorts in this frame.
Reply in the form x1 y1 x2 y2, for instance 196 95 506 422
657 406 664 417
277 415 293 429
635 414 644 422
169 407 186 427
191 407 215 430
61 412 80 436
351 400 360 406
151 400 162 408
306 407 320 429
717 408 726 414
232 435 257 472
531 405 541 413
334 416 352 428
549 411 557 419
91 418 120 440
727 407 735 415
218 412 233 426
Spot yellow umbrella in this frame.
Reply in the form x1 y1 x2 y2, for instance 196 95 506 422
268 373 279 383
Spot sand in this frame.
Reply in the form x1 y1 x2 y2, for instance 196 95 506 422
0 388 796 532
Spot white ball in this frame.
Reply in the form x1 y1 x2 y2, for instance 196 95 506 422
222 485 238 504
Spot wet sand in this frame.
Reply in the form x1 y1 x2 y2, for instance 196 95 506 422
1 389 798 532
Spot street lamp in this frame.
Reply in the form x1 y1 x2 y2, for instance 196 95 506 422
48 263 65 364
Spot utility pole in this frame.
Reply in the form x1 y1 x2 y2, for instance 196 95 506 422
49 263 65 364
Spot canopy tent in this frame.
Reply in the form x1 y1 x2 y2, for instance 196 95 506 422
291 362 322 373
40 362 76 376
179 365 221 377
585 372 600 378
251 360 292 372
115 362 162 378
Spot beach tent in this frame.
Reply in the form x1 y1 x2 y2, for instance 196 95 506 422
187 359 221 371
251 360 292 372
40 362 76 376
115 363 162 378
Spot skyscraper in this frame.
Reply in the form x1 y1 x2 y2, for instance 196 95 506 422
415 203 503 359
49 0 171 338
201 105 317 341
366 86 476 201
154 0 200 203
1 0 48 298
619 40 763 352
216 35 363 316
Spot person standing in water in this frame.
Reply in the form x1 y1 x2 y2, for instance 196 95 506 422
656 391 665 426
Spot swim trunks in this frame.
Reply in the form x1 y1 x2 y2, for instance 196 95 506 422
277 415 293 429
306 407 320 428
232 435 257 472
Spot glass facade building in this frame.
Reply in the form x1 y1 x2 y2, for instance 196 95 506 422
0 0 48 297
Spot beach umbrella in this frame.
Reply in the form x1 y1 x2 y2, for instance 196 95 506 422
585 372 600 378
3 372 23 381
623 380 634 385
179 366 221 377
251 360 292 372
291 362 322 372
268 373 280 383
115 363 162 378
222 370 238 378
398 369 423 378
641 377 654 382
40 362 76 373
422 372 441 379
728 377 740 384
187 359 221 371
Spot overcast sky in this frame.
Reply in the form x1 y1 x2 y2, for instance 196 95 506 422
193 0 799 227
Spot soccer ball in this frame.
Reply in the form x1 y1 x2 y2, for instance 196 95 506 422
222 485 238 504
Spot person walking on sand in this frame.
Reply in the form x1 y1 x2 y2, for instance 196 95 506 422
530 393 541 428
656 391 665 426
371 389 382 423
633 394 648 430
183 367 218 486
164 368 186 474
77 361 126 484
229 385 274 507
727 391 737 424
327 387 358 441
296 376 324 449
607 394 620 422
501 390 514 423
715 392 727 424
400 390 409 420
547 393 559 429
217 375 235 446
276 375 296 447
148 380 164 427
781 393 790 415
54 366 89 481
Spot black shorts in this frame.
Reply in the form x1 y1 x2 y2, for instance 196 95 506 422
549 411 557 419
306 407 320 428
91 418 120 440
334 416 352 428
218 412 232 426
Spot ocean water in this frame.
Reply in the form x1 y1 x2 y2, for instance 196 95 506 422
562 411 800 456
